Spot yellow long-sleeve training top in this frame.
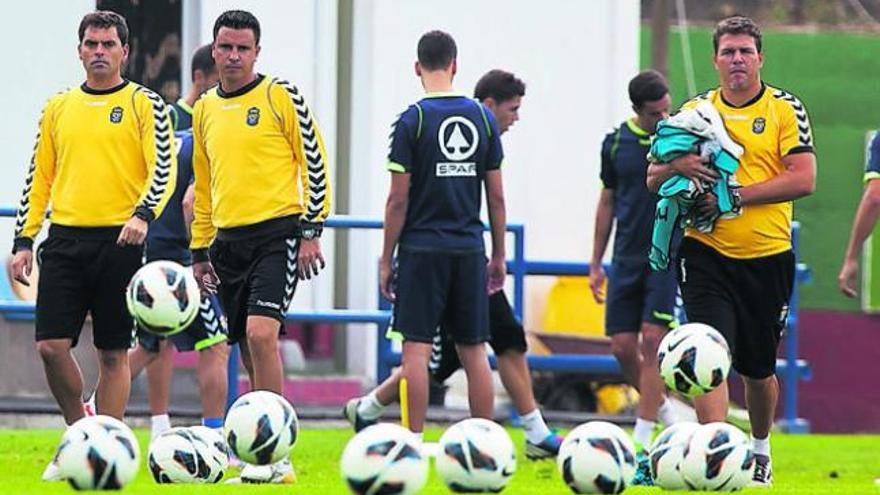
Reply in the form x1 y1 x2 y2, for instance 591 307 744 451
189 74 332 260
13 80 177 251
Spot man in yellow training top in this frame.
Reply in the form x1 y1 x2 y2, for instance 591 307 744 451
647 16 816 488
190 10 332 484
10 11 176 481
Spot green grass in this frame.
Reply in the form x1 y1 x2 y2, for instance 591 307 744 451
2 427 877 494
642 26 880 311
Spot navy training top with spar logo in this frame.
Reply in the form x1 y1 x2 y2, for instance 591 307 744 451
146 130 194 265
387 94 504 252
600 119 664 263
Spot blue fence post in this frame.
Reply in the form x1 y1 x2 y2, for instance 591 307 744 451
511 224 526 321
376 288 393 383
779 222 810 433
505 224 526 425
226 344 240 410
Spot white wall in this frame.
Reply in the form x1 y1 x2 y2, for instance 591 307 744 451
0 1 96 246
346 0 640 378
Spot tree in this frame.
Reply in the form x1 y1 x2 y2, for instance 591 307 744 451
651 0 670 76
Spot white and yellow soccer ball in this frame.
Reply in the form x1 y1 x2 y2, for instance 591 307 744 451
56 415 140 490
557 421 636 494
224 390 299 465
648 421 700 490
435 418 517 493
681 422 755 491
126 260 201 336
340 423 428 495
658 322 731 398
148 426 228 483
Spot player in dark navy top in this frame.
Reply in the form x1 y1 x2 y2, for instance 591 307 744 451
145 132 196 262
344 70 563 459
839 130 880 297
168 44 217 131
106 129 229 441
119 44 217 439
377 31 507 435
589 70 679 461
115 39 223 442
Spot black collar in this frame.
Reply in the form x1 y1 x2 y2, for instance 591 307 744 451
81 79 129 95
218 74 265 99
720 83 766 109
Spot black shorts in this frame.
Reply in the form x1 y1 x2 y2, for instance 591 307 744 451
137 293 227 352
429 290 528 382
210 219 300 344
392 247 489 345
35 228 142 350
605 259 678 335
677 238 794 379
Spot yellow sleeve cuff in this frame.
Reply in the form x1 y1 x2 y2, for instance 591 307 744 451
387 161 407 173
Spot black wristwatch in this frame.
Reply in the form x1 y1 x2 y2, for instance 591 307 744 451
301 222 323 240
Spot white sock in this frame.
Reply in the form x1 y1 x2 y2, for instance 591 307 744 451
751 434 771 457
150 414 171 440
658 398 677 426
633 418 657 449
521 409 552 444
356 391 386 420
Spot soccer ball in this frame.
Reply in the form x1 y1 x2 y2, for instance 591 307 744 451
55 415 140 490
557 421 636 494
340 423 428 495
436 418 517 492
681 422 755 491
189 426 230 463
648 422 700 490
126 260 200 336
658 323 731 398
224 390 299 465
148 426 228 483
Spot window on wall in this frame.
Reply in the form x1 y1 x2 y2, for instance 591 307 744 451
97 0 182 103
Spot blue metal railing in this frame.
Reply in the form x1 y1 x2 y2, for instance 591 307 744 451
373 221 812 433
0 210 811 431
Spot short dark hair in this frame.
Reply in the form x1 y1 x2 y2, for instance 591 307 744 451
713 16 762 54
213 10 261 45
474 70 526 104
190 44 216 81
628 70 669 108
417 30 457 71
78 11 129 46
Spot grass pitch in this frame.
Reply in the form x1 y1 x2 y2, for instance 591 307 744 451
1 427 876 494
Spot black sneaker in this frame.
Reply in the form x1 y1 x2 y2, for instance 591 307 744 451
342 398 377 433
750 454 773 487
525 433 564 460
